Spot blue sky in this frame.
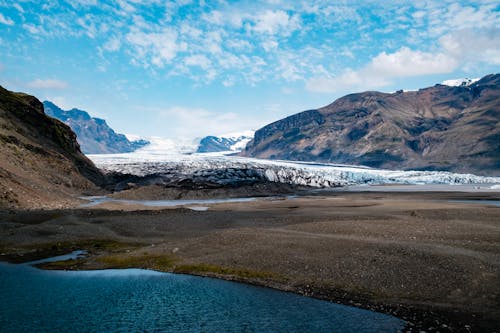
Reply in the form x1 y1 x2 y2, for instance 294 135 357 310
0 0 499 139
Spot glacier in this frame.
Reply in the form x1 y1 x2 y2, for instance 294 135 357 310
88 150 500 189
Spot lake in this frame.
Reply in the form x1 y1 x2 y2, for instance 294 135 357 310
0 262 405 332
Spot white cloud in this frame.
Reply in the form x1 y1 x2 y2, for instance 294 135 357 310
76 16 98 38
23 23 41 34
160 106 243 137
250 10 300 36
0 13 15 26
180 23 202 38
261 39 278 52
226 39 252 51
307 25 500 94
222 77 235 87
184 54 211 70
306 71 389 93
368 47 457 77
126 28 187 67
439 28 500 65
103 36 121 52
202 10 224 25
72 0 98 6
13 4 24 13
27 79 69 89
5 0 500 93
117 0 136 13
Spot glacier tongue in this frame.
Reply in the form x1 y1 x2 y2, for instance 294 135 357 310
88 153 500 188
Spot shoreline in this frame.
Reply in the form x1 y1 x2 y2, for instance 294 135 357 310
1 191 499 332
0 251 488 332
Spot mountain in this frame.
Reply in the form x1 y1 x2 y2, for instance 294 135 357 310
441 78 479 87
0 86 105 208
197 132 254 153
242 74 500 176
43 101 149 154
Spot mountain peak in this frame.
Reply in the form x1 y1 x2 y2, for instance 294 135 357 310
43 101 149 154
242 73 500 176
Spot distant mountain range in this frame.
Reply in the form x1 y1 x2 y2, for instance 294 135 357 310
197 132 253 153
43 101 149 154
242 74 500 176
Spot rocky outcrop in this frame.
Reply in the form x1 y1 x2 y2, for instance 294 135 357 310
242 74 500 176
43 101 149 154
0 86 105 208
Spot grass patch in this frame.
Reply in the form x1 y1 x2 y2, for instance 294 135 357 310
174 263 282 280
37 258 87 270
34 239 143 253
97 253 176 271
0 239 144 264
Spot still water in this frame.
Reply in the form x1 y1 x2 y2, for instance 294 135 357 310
0 262 405 332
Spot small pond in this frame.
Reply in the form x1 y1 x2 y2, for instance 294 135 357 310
0 257 405 332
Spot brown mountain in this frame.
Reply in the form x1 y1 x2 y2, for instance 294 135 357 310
242 74 500 176
0 86 105 208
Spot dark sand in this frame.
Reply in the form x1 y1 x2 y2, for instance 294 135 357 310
1 191 499 332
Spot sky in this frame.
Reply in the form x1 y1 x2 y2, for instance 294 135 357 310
0 0 499 140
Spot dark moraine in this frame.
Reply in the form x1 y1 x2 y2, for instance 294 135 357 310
0 262 405 332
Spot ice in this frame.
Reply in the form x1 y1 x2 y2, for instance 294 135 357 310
88 151 500 188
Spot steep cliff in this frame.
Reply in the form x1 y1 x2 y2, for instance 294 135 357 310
0 86 105 208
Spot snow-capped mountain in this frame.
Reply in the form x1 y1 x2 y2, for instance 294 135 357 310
441 78 480 87
197 131 254 153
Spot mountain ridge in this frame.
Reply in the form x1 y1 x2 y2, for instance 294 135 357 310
0 86 105 208
43 101 149 154
242 74 500 176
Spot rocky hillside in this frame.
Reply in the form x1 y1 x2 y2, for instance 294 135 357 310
0 86 105 208
43 101 149 154
242 74 500 176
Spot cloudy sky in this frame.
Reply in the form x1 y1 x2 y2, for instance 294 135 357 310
0 0 499 139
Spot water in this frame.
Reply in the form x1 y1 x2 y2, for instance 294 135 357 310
0 263 405 332
448 200 500 207
24 250 88 265
80 196 258 208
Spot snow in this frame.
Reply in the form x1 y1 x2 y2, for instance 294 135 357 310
124 133 143 141
219 130 255 139
88 150 500 188
211 130 254 152
130 136 198 155
230 136 253 151
441 78 479 87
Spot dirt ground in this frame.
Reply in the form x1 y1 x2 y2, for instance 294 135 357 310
1 191 499 332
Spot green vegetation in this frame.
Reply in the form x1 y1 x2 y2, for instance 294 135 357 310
37 258 87 270
174 263 283 281
25 239 143 257
97 253 176 271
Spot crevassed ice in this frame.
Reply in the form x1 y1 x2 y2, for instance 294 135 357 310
87 152 500 188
